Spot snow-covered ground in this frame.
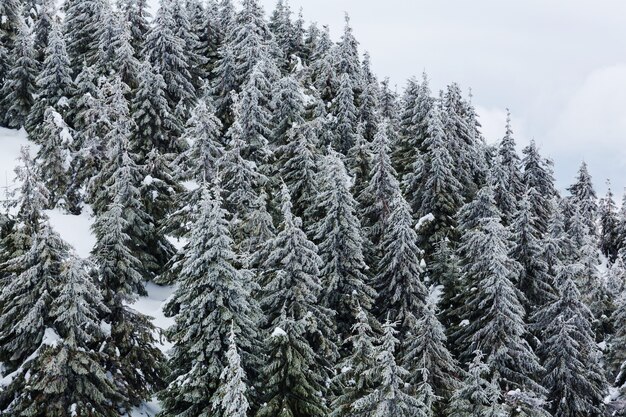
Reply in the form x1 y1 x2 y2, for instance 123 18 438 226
1 127 174 416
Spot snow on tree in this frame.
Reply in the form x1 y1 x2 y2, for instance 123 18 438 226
494 110 524 224
309 25 338 102
346 123 373 203
447 352 506 417
606 249 626 296
334 13 362 94
36 107 72 208
403 292 462 416
270 73 305 149
313 148 376 338
405 100 464 258
118 0 151 58
63 0 106 73
394 73 433 180
331 72 359 155
510 189 556 311
144 0 195 114
0 221 68 375
108 16 140 89
276 119 321 225
171 0 206 88
358 120 402 269
258 184 338 361
567 161 598 236
27 20 74 139
11 146 50 238
8 256 122 416
453 184 545 395
32 0 55 63
160 184 261 417
1 15 38 128
256 310 330 417
373 193 428 347
331 306 380 417
351 320 427 417
212 326 250 417
599 180 619 261
358 52 380 141
535 265 607 417
131 60 182 157
521 140 557 235
0 0 21 54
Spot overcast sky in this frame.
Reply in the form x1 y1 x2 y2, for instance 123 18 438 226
156 0 626 197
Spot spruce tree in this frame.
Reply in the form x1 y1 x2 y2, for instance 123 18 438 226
8 256 123 416
36 106 72 208
313 149 376 338
521 140 556 235
535 266 607 417
270 73 305 149
32 0 55 63
494 110 524 224
160 185 261 417
63 0 105 72
454 185 544 395
359 52 380 142
351 320 427 417
335 13 362 93
1 16 38 128
599 180 619 261
374 193 428 343
331 72 359 155
346 123 373 203
118 0 151 58
567 161 598 235
211 327 250 417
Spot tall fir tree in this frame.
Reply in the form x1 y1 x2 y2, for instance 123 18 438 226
118 0 151 58
567 161 598 236
521 140 556 235
1 16 38 128
160 185 261 417
63 0 105 73
494 110 524 224
313 149 376 338
599 180 619 261
211 327 250 417
331 72 359 155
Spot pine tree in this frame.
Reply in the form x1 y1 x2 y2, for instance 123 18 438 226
258 185 337 360
64 0 105 72
535 266 607 417
144 0 195 113
32 0 55 63
36 107 72 208
27 20 74 139
599 181 619 261
118 0 151 58
510 190 555 311
521 140 556 235
1 16 38 128
12 146 50 237
131 60 182 156
454 185 544 395
109 17 140 89
160 184 261 417
374 194 428 344
358 121 402 267
313 149 376 338
351 320 427 417
405 100 464 258
331 306 380 417
8 256 123 416
335 13 362 93
270 73 305 148
276 119 321 224
256 311 330 417
331 72 359 155
359 52 380 141
171 0 206 88
346 123 373 202
403 294 462 416
567 161 598 235
0 0 21 53
447 352 506 417
309 25 338 102
494 110 524 223
212 327 250 417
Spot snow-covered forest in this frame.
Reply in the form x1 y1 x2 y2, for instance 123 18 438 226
0 0 625 416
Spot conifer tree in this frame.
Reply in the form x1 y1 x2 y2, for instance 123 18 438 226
359 52 380 141
27 21 73 139
535 266 607 417
270 73 305 148
171 0 206 88
131 60 181 156
454 185 544 395
12 146 50 238
448 352 506 417
36 107 72 208
8 256 123 416
521 140 556 235
32 0 55 63
599 181 619 261
0 0 21 52
346 123 373 202
331 306 380 417
160 185 261 417
118 0 151 58
310 25 338 102
567 161 598 235
212 327 250 417
331 72 359 155
494 110 524 223
335 14 362 93
374 194 428 344
352 320 427 417
109 17 140 89
313 149 376 337
144 0 195 113
258 185 337 360
64 0 105 72
404 294 461 416
1 16 38 128
358 121 402 266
